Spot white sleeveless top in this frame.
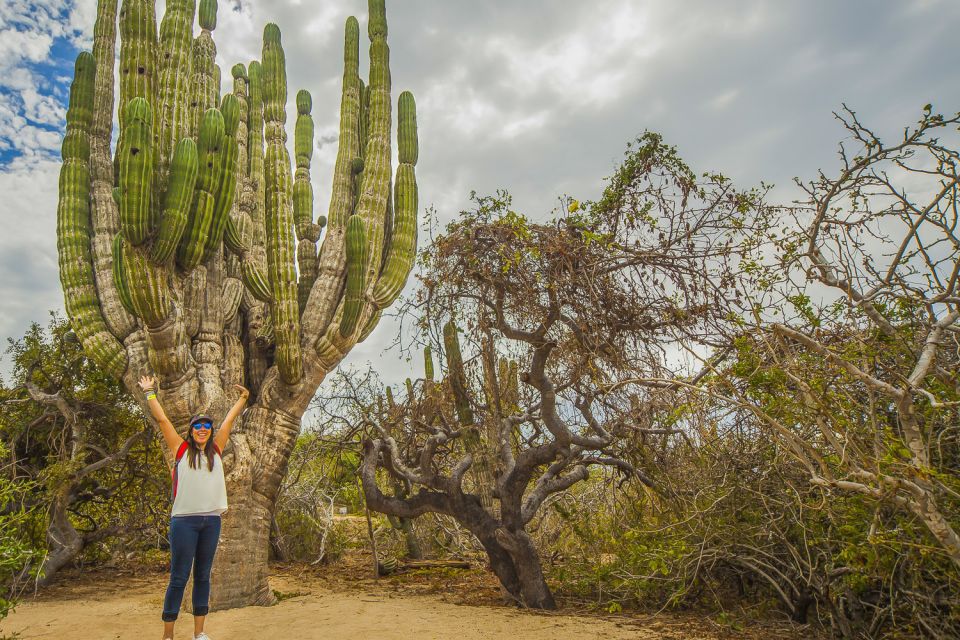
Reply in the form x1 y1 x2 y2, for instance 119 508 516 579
171 442 228 517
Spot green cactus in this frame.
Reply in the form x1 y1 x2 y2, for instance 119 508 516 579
262 23 302 383
198 0 216 30
339 214 368 337
397 91 418 165
57 0 419 606
57 52 127 378
118 97 154 246
150 138 198 264
203 94 241 259
112 235 136 316
424 344 434 382
385 385 395 408
155 0 195 206
177 107 223 269
443 320 474 427
294 89 318 313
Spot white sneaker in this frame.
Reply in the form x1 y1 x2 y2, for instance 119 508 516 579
194 634 211 640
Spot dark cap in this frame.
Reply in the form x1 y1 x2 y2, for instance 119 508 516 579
189 414 214 427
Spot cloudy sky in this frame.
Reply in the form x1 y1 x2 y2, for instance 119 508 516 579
1 0 958 383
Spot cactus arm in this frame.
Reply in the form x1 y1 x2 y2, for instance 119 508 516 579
370 91 417 308
424 344 434 382
151 138 198 264
118 97 154 245
357 308 381 343
300 16 361 342
262 23 303 383
357 0 392 281
189 10 218 138
220 62 272 306
203 94 241 260
122 237 171 327
57 52 128 378
155 0 195 202
90 0 139 341
112 234 137 316
294 89 318 313
339 214 368 337
247 60 267 251
178 108 224 270
116 0 158 161
443 320 474 427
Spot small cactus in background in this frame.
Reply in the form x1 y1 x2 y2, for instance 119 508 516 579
56 0 419 609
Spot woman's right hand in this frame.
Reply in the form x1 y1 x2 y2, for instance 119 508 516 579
138 374 156 392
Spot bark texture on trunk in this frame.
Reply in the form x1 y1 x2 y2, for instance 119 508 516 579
204 406 301 610
360 440 559 610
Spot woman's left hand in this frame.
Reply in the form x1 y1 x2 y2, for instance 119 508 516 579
234 384 250 401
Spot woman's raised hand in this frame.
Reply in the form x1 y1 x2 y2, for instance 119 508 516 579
138 375 156 392
234 384 250 401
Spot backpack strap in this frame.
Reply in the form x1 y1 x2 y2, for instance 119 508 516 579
212 443 222 456
171 441 189 501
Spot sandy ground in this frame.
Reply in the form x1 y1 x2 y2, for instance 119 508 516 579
1 562 804 640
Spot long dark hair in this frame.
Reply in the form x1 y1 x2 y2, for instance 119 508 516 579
185 428 216 471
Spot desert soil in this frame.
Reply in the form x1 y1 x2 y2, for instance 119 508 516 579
1 557 805 640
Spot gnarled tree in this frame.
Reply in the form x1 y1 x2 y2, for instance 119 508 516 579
56 0 418 608
358 136 771 609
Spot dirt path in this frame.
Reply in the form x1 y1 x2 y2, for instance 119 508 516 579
1 565 799 640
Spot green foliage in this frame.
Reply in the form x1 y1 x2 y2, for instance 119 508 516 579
0 442 38 621
0 313 167 585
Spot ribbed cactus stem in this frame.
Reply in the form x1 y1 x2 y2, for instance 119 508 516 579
118 97 154 245
294 89 318 312
356 0 393 290
151 137 198 264
117 0 158 163
326 17 361 231
154 0 195 203
385 385 395 408
339 214 368 337
121 236 170 327
178 107 224 269
424 344 434 381
112 235 136 315
247 60 266 242
203 93 241 260
397 91 418 165
198 0 217 30
443 320 474 427
189 20 217 138
262 23 302 383
357 308 382 343
370 95 417 307
57 52 127 378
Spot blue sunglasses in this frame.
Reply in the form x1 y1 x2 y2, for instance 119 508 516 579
191 420 213 430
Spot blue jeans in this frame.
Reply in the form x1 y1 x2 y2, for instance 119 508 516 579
162 515 221 622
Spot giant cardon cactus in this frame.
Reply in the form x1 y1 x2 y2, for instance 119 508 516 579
56 0 418 609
